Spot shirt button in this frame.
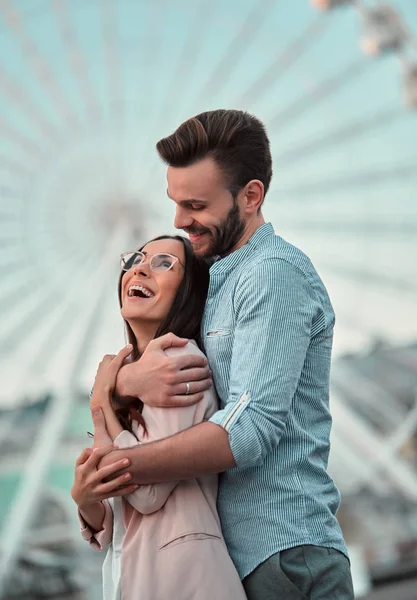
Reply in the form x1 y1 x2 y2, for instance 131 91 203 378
207 298 213 304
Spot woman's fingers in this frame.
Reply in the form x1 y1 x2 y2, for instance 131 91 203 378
83 445 114 469
96 472 134 494
76 447 94 466
92 457 130 483
112 344 133 372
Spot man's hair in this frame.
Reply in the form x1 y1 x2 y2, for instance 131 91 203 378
156 109 273 200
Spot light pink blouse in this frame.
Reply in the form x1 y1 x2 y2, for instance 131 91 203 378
79 341 247 600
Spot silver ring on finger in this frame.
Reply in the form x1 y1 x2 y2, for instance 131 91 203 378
185 382 191 395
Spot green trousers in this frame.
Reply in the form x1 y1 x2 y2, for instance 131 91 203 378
243 545 354 600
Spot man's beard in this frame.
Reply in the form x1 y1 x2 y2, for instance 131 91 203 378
189 201 245 259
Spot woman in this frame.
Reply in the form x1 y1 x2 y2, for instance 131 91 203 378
71 235 246 600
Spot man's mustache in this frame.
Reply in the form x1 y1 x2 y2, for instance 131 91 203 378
184 227 210 235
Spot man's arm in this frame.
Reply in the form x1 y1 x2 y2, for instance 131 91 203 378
102 259 323 483
105 421 235 484
210 258 323 469
113 428 179 511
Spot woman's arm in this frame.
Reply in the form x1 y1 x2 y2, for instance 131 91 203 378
89 345 133 442
79 502 106 532
94 342 216 511
112 428 179 515
78 501 114 551
91 399 202 514
89 398 178 514
72 445 137 550
90 387 124 441
72 448 109 532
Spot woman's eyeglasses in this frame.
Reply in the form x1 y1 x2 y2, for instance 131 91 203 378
120 251 184 273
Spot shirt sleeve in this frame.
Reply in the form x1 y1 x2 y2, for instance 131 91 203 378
209 258 325 469
78 500 113 551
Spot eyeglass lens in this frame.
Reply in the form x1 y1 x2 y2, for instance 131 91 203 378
122 253 175 272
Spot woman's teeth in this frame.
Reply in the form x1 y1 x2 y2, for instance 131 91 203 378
128 285 154 298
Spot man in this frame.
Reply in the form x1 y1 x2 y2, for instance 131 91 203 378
98 109 354 599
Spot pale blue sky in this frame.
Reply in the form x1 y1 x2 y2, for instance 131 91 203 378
0 0 416 402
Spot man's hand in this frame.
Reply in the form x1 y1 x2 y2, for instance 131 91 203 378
116 333 212 407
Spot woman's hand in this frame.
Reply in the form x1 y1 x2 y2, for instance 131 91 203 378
91 345 133 408
71 445 137 510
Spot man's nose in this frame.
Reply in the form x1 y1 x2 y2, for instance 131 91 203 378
174 206 193 230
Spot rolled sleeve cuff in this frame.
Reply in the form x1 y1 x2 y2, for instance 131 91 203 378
209 392 261 468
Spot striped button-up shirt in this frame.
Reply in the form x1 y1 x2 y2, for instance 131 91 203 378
202 223 348 579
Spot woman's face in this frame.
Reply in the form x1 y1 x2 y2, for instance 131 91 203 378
120 238 185 326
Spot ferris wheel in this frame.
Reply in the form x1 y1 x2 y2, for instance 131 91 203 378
0 0 417 593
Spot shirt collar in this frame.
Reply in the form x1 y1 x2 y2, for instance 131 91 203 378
210 222 275 274
246 222 274 248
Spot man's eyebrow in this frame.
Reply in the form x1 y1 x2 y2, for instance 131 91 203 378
166 189 206 205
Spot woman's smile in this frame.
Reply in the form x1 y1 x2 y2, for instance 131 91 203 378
127 284 155 300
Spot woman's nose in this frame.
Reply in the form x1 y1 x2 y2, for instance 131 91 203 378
132 262 150 277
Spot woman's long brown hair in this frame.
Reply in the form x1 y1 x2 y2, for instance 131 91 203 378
114 235 210 438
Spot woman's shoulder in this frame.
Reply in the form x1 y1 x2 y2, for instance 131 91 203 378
164 339 206 359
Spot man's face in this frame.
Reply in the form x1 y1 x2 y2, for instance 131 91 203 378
167 157 246 258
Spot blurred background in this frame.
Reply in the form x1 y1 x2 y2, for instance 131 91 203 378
0 0 416 598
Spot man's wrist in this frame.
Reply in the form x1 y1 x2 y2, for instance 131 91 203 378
116 363 142 398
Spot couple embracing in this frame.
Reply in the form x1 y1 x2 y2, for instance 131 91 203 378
71 109 354 600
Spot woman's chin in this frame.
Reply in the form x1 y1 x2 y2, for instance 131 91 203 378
123 312 164 326
123 310 148 322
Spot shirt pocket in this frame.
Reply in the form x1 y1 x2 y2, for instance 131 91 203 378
206 328 232 337
204 328 234 399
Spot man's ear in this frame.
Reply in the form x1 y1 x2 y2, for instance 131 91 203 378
243 180 264 214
